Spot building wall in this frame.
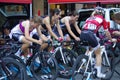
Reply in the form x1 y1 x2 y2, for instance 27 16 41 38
33 0 44 16
32 0 120 16
75 4 83 11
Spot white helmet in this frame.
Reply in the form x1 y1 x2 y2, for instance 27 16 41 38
94 7 105 15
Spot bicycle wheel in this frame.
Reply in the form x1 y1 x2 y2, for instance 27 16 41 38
8 54 25 65
1 57 27 80
101 51 114 80
104 55 120 80
56 48 77 79
30 51 58 80
70 54 91 80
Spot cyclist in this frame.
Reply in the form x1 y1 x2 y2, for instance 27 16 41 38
9 15 45 59
31 8 64 51
32 8 63 39
59 11 81 41
80 7 116 78
38 8 63 41
112 12 120 36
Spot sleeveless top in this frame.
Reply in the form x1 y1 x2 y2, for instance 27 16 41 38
40 16 48 30
19 22 32 33
40 15 49 36
19 22 25 33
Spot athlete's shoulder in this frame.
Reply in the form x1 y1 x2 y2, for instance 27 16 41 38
95 15 104 19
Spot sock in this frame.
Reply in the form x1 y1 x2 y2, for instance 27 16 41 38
95 66 101 75
15 48 22 56
95 66 106 78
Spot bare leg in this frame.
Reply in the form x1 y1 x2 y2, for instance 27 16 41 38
21 37 31 57
94 47 101 66
94 47 106 78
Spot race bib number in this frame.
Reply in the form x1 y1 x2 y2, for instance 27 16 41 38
87 24 97 30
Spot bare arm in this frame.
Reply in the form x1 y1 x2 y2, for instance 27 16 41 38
65 19 78 39
112 31 120 36
56 20 64 38
24 22 40 44
44 17 58 40
36 25 48 41
74 22 81 34
105 30 112 41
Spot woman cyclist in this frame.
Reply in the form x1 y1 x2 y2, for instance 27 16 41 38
9 15 45 59
33 8 63 41
31 8 64 51
59 11 81 41
80 7 116 78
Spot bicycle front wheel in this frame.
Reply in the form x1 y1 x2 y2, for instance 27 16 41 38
55 48 77 79
71 54 89 80
30 51 58 80
1 57 27 80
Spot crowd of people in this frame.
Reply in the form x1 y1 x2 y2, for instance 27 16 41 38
1 7 120 79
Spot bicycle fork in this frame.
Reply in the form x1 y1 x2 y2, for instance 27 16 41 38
0 60 13 80
84 50 95 80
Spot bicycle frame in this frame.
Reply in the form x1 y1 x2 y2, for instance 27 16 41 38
76 44 111 80
100 45 110 66
83 47 95 80
0 59 13 80
51 45 68 64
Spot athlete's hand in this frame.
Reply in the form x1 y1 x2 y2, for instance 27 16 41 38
37 39 43 45
57 37 63 42
109 38 117 42
75 37 80 41
112 31 120 36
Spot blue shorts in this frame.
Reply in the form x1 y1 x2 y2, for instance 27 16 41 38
80 30 99 48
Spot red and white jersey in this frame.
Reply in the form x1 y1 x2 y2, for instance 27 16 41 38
83 15 108 33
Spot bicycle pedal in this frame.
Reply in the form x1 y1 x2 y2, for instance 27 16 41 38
41 74 52 79
59 70 72 79
92 69 97 78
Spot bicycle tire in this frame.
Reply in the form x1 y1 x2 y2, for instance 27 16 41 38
30 51 58 80
103 55 120 80
101 51 115 80
56 48 77 79
70 54 89 80
8 54 25 65
1 57 27 80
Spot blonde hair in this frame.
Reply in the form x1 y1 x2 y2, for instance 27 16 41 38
91 10 103 16
30 15 42 24
91 11 96 16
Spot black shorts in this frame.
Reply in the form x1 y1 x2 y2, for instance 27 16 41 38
12 33 24 42
80 30 98 48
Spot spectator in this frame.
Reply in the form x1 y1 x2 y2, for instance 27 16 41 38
3 27 10 39
112 12 120 36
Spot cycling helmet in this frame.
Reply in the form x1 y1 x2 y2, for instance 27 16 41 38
94 7 105 15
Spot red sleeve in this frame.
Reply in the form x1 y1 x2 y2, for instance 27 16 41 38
103 19 108 30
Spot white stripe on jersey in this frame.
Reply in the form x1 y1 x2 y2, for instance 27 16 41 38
95 17 103 23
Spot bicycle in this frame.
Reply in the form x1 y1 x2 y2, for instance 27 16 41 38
0 42 27 80
70 40 113 80
47 40 77 79
8 39 59 80
1 39 59 80
29 43 59 80
105 40 120 80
